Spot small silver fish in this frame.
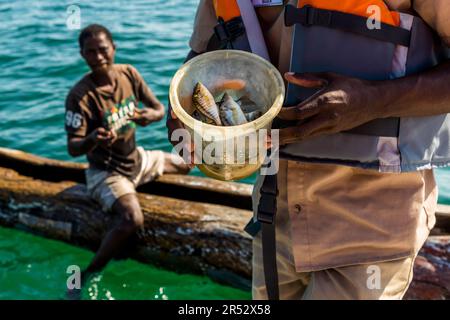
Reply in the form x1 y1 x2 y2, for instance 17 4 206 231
237 96 259 113
192 110 215 125
244 110 262 122
192 82 222 126
219 92 248 126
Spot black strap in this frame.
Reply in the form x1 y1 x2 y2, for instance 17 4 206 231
214 16 246 49
257 173 279 300
285 4 411 47
345 117 400 137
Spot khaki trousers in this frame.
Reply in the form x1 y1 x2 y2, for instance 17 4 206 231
253 234 416 299
251 160 436 300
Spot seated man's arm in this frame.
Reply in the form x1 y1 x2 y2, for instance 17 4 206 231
67 128 116 157
65 93 90 157
67 134 95 157
128 66 165 126
65 93 116 157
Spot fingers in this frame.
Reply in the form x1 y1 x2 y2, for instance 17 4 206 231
167 117 185 147
279 72 331 122
279 118 330 145
96 127 108 135
284 72 329 88
185 141 196 168
96 127 116 142
128 108 143 121
277 104 319 121
106 131 117 146
128 112 138 120
96 130 110 140
109 129 117 140
128 116 137 122
265 134 272 150
173 139 195 168
278 84 329 121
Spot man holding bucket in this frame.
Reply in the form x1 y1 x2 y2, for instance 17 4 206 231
167 0 450 299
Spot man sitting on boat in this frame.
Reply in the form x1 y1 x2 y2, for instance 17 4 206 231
64 24 190 297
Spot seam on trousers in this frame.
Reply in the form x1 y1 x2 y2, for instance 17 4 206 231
304 206 312 270
295 250 414 273
398 255 416 299
296 165 312 270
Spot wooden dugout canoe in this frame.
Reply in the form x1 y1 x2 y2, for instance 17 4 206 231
0 147 254 290
0 147 449 297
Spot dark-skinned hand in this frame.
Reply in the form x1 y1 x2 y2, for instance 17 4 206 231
278 72 384 145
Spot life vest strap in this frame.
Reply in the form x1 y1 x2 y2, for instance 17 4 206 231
285 4 411 47
213 16 246 49
345 117 400 137
256 173 279 300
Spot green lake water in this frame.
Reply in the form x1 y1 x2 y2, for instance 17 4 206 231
0 226 249 300
0 0 449 299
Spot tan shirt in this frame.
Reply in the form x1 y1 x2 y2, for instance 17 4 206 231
189 0 443 270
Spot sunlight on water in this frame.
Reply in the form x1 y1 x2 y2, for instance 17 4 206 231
0 226 250 300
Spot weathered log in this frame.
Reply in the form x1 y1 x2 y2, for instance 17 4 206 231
404 236 450 300
0 147 253 210
434 205 450 235
0 167 253 290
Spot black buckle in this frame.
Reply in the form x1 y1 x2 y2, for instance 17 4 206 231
214 22 228 43
257 189 278 224
285 5 332 27
303 5 315 25
213 17 245 46
304 5 332 26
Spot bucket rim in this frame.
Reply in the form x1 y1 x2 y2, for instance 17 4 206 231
169 50 285 134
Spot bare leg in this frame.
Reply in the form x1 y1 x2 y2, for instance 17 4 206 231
85 193 143 273
66 193 143 299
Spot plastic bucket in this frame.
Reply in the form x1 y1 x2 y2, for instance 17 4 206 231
169 50 285 181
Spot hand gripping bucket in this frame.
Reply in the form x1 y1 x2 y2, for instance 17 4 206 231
169 50 285 181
